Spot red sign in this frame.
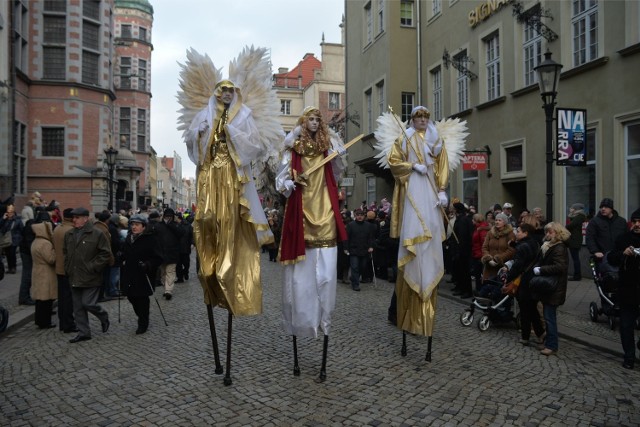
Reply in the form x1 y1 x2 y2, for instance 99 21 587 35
462 153 487 171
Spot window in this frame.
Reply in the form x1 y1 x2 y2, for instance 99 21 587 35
137 109 147 152
400 0 414 26
500 140 526 179
377 0 384 34
83 21 99 50
401 92 415 122
13 0 29 72
83 0 100 20
43 48 66 80
455 51 469 112
121 24 132 38
12 122 27 195
376 81 385 117
120 57 131 89
139 27 147 42
365 89 372 133
625 122 640 219
365 2 373 44
44 0 66 12
280 100 291 115
120 107 131 149
44 15 66 43
485 33 501 101
432 0 442 16
366 176 377 207
82 52 99 85
572 0 598 66
463 170 478 211
42 127 65 157
329 92 340 110
523 17 542 87
138 59 147 91
566 129 596 216
432 68 442 120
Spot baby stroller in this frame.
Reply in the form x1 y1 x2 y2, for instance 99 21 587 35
588 257 620 329
460 278 518 331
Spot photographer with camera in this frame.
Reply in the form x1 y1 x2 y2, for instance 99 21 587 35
607 208 640 369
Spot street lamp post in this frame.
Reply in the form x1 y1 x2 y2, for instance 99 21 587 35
534 50 563 222
104 146 118 212
162 191 166 209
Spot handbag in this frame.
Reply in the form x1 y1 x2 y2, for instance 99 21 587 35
529 274 559 294
0 231 11 249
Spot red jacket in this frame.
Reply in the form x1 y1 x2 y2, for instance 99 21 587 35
471 221 490 259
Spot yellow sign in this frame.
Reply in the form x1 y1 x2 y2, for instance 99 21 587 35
469 0 512 28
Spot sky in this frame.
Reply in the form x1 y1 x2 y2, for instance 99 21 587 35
149 0 345 178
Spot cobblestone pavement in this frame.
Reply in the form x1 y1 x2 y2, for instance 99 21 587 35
1 254 639 426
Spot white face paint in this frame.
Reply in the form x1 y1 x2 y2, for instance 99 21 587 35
306 115 320 133
219 87 234 105
412 116 428 131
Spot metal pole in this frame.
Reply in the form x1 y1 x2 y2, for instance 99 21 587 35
544 102 555 222
109 165 114 212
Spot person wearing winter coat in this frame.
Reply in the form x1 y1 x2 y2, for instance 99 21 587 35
52 208 77 333
175 214 194 282
566 203 587 280
449 203 474 299
533 222 570 356
120 215 163 334
154 208 183 300
481 213 516 281
500 223 542 346
586 198 628 263
31 222 58 329
470 213 490 291
0 204 24 274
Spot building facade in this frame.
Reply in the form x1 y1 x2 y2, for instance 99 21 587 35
6 0 154 214
345 0 640 221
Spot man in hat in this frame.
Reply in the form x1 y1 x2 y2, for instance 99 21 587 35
566 203 587 280
63 207 112 343
586 198 628 262
154 208 183 300
502 202 517 228
450 202 474 298
345 209 375 291
607 207 640 369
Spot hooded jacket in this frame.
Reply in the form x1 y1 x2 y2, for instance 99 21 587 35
30 222 57 300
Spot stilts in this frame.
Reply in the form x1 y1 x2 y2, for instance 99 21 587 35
425 336 432 362
223 312 233 386
316 335 329 383
205 304 224 375
292 336 300 376
400 331 433 362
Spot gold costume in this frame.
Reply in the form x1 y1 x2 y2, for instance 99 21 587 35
194 105 262 316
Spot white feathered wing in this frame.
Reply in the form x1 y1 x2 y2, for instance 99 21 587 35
373 112 468 171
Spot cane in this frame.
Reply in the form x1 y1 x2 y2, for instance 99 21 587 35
118 275 121 324
370 254 377 285
145 273 169 326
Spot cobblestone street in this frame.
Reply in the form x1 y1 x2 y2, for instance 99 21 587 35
1 253 639 426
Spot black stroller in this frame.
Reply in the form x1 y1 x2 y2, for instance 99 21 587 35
588 257 620 329
460 278 518 331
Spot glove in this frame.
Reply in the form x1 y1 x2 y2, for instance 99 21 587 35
488 260 498 267
438 191 448 207
283 180 296 192
533 267 541 275
198 121 209 134
335 146 347 157
413 164 428 175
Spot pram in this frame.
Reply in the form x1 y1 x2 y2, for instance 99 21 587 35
588 257 620 329
460 279 518 331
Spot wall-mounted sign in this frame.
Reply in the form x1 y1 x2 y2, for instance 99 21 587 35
556 108 587 166
469 0 512 28
462 153 488 171
341 177 354 187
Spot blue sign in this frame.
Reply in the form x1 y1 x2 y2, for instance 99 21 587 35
556 108 587 166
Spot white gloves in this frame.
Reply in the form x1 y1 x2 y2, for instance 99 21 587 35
489 260 498 267
283 180 296 192
438 191 448 207
413 164 428 175
533 267 541 275
198 121 209 134
335 146 347 157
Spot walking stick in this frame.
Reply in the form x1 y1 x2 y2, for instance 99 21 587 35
145 273 168 326
118 276 121 324
370 254 377 286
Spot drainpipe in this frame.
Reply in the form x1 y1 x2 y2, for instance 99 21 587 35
416 0 422 105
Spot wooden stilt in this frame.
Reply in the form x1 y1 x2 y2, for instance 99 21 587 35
292 335 301 376
425 336 432 362
205 304 223 375
315 335 328 383
223 312 233 386
401 331 407 356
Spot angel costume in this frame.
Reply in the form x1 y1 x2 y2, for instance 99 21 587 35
179 48 282 317
276 107 347 338
375 106 467 337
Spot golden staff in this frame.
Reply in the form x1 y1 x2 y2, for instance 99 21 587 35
294 134 364 185
388 106 458 244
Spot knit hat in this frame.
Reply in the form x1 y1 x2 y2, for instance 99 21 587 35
571 203 585 211
495 213 509 223
599 198 614 209
631 208 640 220
493 204 502 211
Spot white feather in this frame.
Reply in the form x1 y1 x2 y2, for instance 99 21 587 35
435 118 468 171
373 112 406 169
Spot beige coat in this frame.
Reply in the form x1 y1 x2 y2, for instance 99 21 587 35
52 218 73 275
30 222 58 301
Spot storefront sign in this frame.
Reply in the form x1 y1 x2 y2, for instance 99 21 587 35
462 153 488 171
557 108 587 166
468 0 512 28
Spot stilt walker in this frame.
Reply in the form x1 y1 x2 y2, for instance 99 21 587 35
374 106 467 361
177 47 283 385
276 107 350 383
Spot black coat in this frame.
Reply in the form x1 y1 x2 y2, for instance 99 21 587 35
536 242 569 306
177 221 193 254
120 229 163 297
507 236 540 300
450 213 474 263
608 231 640 306
346 220 375 256
586 211 628 255
154 219 183 264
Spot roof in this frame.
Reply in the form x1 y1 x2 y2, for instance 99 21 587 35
273 53 321 89
115 0 154 15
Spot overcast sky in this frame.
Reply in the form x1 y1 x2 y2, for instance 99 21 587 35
150 0 345 178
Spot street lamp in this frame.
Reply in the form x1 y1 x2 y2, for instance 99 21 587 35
534 50 563 222
104 146 119 211
162 191 166 208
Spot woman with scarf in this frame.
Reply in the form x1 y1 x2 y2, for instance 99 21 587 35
481 213 516 282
